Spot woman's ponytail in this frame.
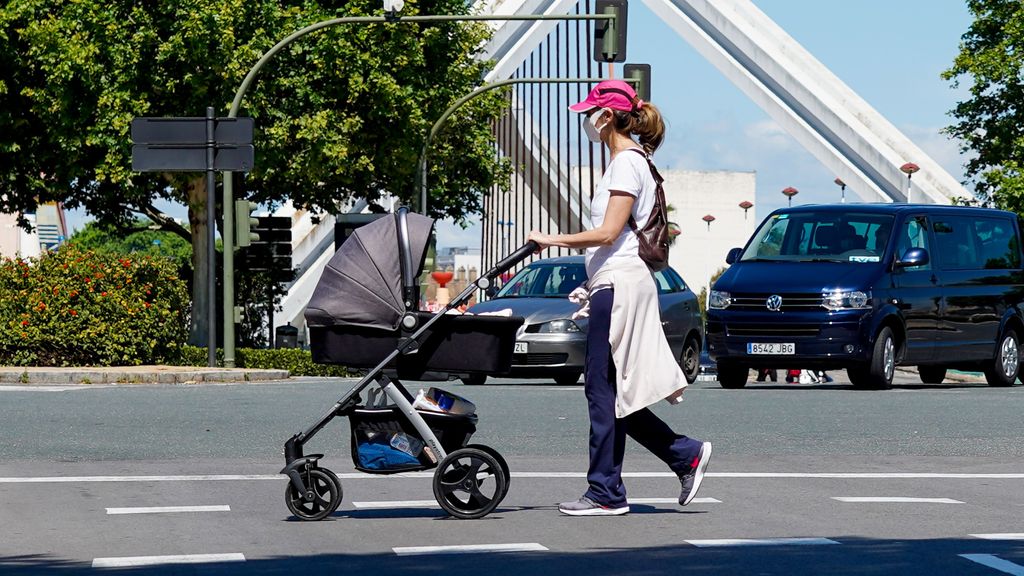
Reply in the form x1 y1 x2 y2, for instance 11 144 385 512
612 102 666 155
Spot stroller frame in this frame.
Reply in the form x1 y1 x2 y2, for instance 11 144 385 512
281 208 536 520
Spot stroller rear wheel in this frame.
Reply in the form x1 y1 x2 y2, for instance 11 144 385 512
433 447 507 519
285 467 342 521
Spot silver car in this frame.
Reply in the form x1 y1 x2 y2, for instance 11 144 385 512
464 255 704 385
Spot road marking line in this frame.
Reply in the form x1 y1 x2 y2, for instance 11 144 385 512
832 497 963 504
91 553 245 568
685 538 840 548
629 497 721 504
105 505 231 515
971 534 1024 541
393 543 548 556
353 500 438 509
3 472 1024 483
959 554 1024 576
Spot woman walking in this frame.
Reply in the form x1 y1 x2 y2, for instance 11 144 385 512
527 79 711 516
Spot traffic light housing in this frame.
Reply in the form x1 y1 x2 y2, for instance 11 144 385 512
593 0 628 63
623 63 651 102
234 200 260 248
241 216 293 283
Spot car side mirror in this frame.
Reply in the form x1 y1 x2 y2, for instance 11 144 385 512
896 247 929 268
725 247 743 265
485 285 499 299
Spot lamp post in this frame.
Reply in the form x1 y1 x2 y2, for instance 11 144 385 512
834 177 846 203
702 214 715 308
738 200 753 220
900 162 919 203
782 186 799 207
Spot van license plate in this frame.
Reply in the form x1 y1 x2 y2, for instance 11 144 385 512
514 342 529 354
747 342 795 355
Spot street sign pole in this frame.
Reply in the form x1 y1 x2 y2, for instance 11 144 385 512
131 114 253 367
205 107 217 367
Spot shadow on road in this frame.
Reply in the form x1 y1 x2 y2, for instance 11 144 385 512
2 537 1020 575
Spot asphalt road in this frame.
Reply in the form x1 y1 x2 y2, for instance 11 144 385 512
1 371 1022 575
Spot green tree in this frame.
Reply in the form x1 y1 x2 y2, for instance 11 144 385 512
0 0 508 346
943 0 1024 211
69 220 193 269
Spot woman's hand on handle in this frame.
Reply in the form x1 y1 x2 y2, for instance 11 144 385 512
527 231 552 253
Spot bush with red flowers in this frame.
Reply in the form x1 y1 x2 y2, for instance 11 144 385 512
0 245 188 366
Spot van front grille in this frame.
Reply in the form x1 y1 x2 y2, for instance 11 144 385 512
727 323 821 338
729 293 823 311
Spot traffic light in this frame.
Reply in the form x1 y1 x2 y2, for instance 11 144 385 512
241 216 293 283
234 200 260 248
623 63 651 102
593 0 628 63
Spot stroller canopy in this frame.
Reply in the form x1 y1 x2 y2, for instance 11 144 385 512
305 211 434 330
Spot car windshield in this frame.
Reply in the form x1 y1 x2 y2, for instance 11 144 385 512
495 263 587 298
740 212 896 263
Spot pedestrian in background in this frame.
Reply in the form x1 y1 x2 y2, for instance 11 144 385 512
527 79 712 516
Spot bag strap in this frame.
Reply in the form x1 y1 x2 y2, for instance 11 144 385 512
623 148 664 232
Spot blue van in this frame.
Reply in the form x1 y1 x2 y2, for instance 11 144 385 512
706 204 1024 389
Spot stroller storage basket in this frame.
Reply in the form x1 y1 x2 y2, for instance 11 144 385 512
349 406 478 474
310 312 522 376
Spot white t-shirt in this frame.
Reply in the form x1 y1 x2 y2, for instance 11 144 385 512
585 148 657 278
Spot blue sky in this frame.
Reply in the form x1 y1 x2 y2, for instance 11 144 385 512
67 0 974 250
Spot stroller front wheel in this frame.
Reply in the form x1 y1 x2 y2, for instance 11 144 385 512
285 467 342 521
433 447 507 519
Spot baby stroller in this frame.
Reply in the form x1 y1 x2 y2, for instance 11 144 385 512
281 208 532 521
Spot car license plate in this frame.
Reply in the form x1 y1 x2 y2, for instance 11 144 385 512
747 342 795 355
514 342 528 354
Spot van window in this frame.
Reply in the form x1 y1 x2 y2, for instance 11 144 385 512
741 212 894 263
975 217 1021 269
897 216 931 271
653 270 676 294
933 217 984 270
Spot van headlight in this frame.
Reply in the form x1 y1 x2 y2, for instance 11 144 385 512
709 290 732 309
822 290 871 310
537 319 581 333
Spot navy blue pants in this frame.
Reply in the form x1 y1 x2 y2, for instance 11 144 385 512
583 288 702 507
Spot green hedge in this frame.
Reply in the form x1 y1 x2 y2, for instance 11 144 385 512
174 346 354 377
0 245 189 366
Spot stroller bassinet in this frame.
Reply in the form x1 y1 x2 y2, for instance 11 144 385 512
283 208 534 521
304 210 521 377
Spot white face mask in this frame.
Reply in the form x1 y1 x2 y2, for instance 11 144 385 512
583 109 609 143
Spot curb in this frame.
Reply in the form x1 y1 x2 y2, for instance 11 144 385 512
0 365 290 385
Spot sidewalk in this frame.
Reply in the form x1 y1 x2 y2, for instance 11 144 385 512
895 366 987 384
0 365 289 385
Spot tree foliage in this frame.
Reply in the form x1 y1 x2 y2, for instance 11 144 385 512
0 0 509 343
943 0 1024 211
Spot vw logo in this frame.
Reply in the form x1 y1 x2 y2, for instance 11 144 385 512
766 294 783 312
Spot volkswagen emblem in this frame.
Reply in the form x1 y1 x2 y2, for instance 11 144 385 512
766 294 783 312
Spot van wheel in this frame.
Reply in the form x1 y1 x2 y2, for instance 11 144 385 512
984 329 1020 387
717 364 748 389
680 335 701 384
858 326 896 390
460 374 487 386
918 365 947 384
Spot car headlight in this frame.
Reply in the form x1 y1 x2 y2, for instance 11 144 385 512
537 319 581 333
822 290 871 310
708 290 732 309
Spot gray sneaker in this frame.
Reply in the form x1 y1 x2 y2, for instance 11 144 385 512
558 496 629 516
678 441 712 506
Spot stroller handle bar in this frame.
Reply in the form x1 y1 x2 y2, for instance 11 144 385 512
486 241 539 281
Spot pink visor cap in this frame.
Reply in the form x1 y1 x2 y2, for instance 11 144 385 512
568 79 643 113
